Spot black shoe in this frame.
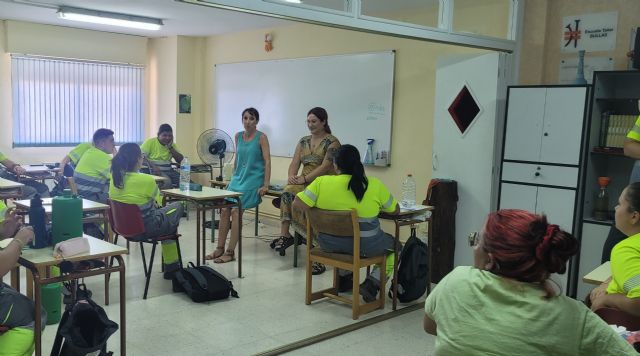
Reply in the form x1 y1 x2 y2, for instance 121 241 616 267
359 278 380 303
337 273 353 293
164 270 178 280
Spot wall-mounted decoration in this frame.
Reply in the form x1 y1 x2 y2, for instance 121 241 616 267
179 94 191 114
561 11 618 52
447 84 482 136
559 56 614 84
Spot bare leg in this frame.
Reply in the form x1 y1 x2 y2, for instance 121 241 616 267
280 220 292 237
217 208 231 249
228 208 241 251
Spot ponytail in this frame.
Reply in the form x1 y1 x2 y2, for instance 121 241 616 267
334 144 368 201
110 143 142 189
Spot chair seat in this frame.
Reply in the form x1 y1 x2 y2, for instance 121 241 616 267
310 247 384 265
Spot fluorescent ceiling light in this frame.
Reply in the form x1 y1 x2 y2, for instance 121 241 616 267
284 0 302 3
57 6 163 31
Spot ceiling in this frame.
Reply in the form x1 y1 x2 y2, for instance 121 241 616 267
0 0 293 37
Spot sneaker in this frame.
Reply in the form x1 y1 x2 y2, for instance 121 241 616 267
359 278 380 303
337 273 353 293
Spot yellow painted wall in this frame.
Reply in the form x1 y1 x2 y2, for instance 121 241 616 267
519 0 640 85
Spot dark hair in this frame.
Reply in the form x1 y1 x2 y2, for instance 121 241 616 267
483 209 579 296
93 128 114 145
334 144 367 201
307 107 331 134
158 124 173 135
624 182 640 213
111 143 141 189
242 107 260 123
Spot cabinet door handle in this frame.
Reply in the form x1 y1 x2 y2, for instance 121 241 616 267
535 172 541 177
543 132 549 136
537 166 541 170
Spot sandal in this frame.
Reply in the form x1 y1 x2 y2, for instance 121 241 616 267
311 262 326 275
274 236 294 252
214 250 235 264
205 247 225 260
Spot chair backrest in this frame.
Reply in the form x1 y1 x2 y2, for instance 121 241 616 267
107 199 146 238
595 307 640 331
306 208 359 238
66 176 79 195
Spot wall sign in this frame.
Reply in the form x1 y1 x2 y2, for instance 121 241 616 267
561 11 618 52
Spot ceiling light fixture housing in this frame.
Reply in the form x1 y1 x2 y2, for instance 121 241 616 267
57 6 163 31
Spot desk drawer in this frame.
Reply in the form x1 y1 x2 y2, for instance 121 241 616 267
501 162 578 188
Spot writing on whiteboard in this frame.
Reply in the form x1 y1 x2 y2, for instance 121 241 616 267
367 102 385 121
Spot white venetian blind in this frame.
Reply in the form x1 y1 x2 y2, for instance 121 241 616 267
11 55 144 147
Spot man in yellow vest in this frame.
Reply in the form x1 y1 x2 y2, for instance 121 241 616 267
0 152 50 199
73 129 115 203
141 124 183 188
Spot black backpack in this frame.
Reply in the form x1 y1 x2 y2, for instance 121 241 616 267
50 284 118 356
392 228 429 303
172 262 239 302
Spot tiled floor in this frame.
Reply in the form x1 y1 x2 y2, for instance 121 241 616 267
28 211 435 355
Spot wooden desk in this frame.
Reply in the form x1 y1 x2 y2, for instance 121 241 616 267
16 236 127 356
380 204 434 311
0 177 24 200
162 187 243 276
13 198 112 242
210 180 283 236
583 261 611 285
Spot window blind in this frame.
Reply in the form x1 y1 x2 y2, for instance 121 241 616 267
11 55 144 147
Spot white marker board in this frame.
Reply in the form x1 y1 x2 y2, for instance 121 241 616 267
214 51 395 161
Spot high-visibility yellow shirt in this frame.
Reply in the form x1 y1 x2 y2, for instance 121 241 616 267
73 147 111 194
68 143 93 166
626 115 640 142
109 172 161 217
607 232 640 298
0 200 6 223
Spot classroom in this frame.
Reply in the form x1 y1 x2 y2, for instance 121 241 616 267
0 0 640 355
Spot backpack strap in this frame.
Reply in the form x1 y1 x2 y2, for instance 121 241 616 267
185 268 208 290
49 307 72 356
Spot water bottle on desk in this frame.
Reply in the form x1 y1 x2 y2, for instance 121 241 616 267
29 194 49 248
180 157 191 192
400 174 416 209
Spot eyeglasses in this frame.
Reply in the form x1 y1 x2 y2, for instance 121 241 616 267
468 232 479 247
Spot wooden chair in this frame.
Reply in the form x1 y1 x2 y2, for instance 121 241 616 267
595 307 640 331
108 199 183 299
305 208 386 320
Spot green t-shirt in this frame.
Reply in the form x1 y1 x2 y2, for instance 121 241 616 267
607 232 640 297
141 138 180 162
68 143 92 166
627 115 640 142
425 266 635 355
0 151 7 162
296 174 396 218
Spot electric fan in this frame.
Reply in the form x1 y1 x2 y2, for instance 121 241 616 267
196 129 235 181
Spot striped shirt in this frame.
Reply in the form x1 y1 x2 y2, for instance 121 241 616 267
141 138 181 172
109 172 161 218
74 147 111 196
607 232 640 298
297 174 397 237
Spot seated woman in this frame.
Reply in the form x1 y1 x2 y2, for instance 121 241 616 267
273 107 340 274
205 108 271 263
293 144 399 302
424 209 634 355
591 182 640 316
109 143 183 278
0 202 46 356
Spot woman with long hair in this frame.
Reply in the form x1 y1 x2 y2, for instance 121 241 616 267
109 143 183 277
294 144 399 301
205 107 271 263
424 209 634 355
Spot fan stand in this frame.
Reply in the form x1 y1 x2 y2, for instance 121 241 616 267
216 154 224 181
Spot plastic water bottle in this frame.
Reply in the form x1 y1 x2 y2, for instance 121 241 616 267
179 157 191 191
401 174 416 209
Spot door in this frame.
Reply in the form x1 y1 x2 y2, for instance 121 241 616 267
433 52 509 267
503 87 546 162
499 183 537 212
540 87 587 165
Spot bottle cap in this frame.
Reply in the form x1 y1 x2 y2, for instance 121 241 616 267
597 176 611 187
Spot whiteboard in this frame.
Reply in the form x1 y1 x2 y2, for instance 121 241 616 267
214 51 395 162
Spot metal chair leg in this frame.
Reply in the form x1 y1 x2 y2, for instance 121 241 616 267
140 242 148 277
143 243 158 300
176 238 183 269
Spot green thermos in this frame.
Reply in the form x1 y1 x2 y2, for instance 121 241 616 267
52 189 83 244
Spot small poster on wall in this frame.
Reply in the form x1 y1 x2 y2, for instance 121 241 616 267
561 11 618 52
559 56 614 84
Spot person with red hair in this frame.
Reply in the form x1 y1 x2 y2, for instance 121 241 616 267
423 209 634 355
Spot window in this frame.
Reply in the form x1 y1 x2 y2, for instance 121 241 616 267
11 55 144 147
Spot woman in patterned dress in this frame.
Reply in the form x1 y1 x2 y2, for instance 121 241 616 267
206 107 271 263
272 107 340 272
